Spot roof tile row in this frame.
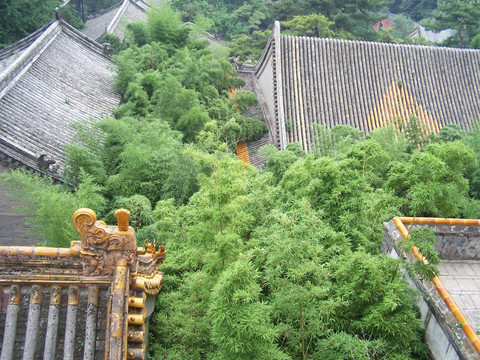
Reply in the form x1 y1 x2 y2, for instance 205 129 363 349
254 22 480 152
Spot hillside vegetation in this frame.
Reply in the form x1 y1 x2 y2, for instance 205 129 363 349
2 2 480 359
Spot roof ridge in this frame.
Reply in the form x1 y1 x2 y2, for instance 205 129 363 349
59 19 110 54
279 33 480 54
0 21 61 98
0 23 51 62
85 0 123 21
130 0 150 12
106 0 150 34
106 0 130 34
0 20 111 101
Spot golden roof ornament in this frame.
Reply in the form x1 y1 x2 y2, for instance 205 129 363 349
115 208 130 231
72 208 137 276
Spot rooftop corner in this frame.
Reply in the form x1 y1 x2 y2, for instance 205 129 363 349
0 207 166 359
383 217 480 360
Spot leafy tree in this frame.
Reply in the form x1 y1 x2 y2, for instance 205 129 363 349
102 120 201 205
63 120 108 187
430 0 480 48
389 0 437 21
113 43 169 95
471 33 480 48
101 33 127 54
386 141 475 217
230 30 270 62
328 250 429 358
397 114 430 151
390 14 415 39
259 143 306 182
367 125 409 162
110 194 154 229
209 256 286 360
243 117 268 142
437 124 464 142
0 0 59 48
312 124 362 159
270 0 302 21
148 148 427 359
401 228 440 280
344 139 391 188
230 0 269 36
282 14 336 38
125 21 149 47
463 123 480 199
147 3 190 48
58 4 85 29
300 0 390 39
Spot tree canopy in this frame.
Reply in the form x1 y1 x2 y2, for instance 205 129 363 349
0 0 58 47
0 0 85 48
2 2 480 359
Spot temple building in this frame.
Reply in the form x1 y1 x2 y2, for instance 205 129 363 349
0 19 120 178
238 21 480 161
0 19 121 245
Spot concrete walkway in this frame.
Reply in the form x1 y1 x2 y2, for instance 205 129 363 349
0 167 40 246
438 260 480 332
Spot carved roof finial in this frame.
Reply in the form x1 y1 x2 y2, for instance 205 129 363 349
72 208 137 276
115 209 130 231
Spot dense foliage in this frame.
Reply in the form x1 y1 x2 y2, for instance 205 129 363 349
0 0 58 47
0 0 84 48
1 4 265 246
2 2 480 359
2 0 478 51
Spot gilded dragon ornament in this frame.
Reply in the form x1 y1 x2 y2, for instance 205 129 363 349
72 208 137 276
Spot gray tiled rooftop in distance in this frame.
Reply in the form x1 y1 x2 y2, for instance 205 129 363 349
236 66 273 168
83 0 150 42
82 1 123 41
254 21 480 153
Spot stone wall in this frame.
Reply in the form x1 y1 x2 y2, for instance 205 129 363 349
404 223 480 260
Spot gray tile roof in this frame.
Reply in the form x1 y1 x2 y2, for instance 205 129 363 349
83 0 149 42
254 21 480 152
82 2 123 41
408 25 456 44
0 25 49 74
0 20 120 178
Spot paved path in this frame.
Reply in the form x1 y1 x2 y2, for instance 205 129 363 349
0 166 40 246
438 260 480 331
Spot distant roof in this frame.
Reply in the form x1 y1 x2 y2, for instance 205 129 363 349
383 217 480 359
0 20 120 179
408 25 456 44
83 0 150 42
0 208 166 359
254 21 480 151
